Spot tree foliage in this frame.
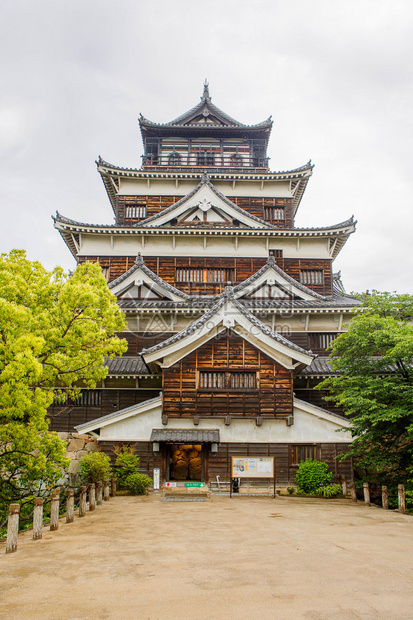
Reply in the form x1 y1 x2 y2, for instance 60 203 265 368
320 291 413 483
0 250 127 520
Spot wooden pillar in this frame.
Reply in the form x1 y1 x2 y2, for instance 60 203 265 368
349 482 357 502
89 484 96 511
363 482 370 506
6 504 20 554
32 498 43 540
96 482 103 505
341 476 347 497
50 489 60 531
79 486 87 517
398 484 406 514
104 480 110 501
66 490 75 523
110 478 116 497
381 486 389 510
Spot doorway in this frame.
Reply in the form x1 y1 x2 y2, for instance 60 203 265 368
167 444 204 482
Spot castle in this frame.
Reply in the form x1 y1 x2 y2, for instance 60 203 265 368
52 82 358 487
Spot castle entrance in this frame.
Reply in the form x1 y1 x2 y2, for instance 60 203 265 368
166 444 204 482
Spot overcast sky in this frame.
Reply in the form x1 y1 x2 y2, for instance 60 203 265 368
1 0 412 293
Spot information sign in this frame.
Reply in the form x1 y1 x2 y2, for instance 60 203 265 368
185 482 205 488
231 457 275 479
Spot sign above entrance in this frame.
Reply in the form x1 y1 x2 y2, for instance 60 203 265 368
231 457 275 479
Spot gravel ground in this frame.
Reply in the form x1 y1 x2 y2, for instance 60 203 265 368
1 494 412 620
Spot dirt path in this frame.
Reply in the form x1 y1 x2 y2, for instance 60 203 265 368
1 495 412 619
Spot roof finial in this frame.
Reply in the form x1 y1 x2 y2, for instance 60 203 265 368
135 252 144 266
201 79 211 102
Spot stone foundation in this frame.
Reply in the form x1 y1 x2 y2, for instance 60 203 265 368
57 431 98 483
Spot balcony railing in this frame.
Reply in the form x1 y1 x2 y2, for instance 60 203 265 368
141 154 270 170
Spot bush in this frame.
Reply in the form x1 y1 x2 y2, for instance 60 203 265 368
286 486 295 495
316 483 342 498
295 459 333 494
79 452 111 483
125 473 152 495
114 445 140 487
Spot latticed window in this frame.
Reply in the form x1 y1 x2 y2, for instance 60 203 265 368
198 371 257 391
176 268 234 283
125 205 147 219
300 270 324 285
264 207 285 221
53 390 102 407
230 153 243 166
197 152 214 166
308 333 337 351
291 445 318 465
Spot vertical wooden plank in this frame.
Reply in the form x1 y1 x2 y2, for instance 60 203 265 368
79 486 87 517
363 482 370 506
382 486 389 510
398 484 406 514
89 484 96 511
50 489 60 531
66 490 75 523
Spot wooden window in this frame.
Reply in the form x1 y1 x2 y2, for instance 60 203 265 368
53 390 102 407
308 333 337 351
197 152 214 166
269 249 283 258
300 270 324 285
291 445 318 466
101 267 110 282
168 153 181 166
125 205 147 219
176 268 234 283
199 371 226 389
198 371 257 391
264 207 285 221
230 153 243 166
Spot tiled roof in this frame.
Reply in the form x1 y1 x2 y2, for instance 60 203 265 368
105 356 150 376
150 429 220 443
108 254 190 300
233 255 325 300
298 358 336 376
141 290 313 358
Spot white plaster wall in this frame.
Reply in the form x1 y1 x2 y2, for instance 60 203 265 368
79 233 332 259
98 406 351 443
118 177 293 198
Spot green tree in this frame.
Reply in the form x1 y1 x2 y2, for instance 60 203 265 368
0 250 127 521
320 291 413 484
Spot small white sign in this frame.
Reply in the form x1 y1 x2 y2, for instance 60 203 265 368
153 468 160 491
166 482 177 487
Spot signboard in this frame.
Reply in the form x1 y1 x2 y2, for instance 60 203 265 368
165 482 177 487
153 468 160 491
231 457 275 479
185 482 205 488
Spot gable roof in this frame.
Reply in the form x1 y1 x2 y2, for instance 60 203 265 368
139 175 275 230
233 255 326 301
108 254 189 301
141 287 314 371
139 81 273 132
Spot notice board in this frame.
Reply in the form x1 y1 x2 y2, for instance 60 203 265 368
231 457 275 479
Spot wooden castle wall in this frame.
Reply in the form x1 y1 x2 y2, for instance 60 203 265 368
162 330 293 419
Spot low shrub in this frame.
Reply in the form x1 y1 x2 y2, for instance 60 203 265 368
79 452 111 483
125 473 152 495
286 486 295 495
114 445 140 488
295 459 333 494
316 483 342 498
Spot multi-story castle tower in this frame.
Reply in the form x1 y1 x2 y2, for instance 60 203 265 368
52 83 358 487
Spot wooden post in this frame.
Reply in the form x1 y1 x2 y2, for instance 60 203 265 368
381 486 389 510
110 478 116 497
104 480 110 501
341 476 347 497
96 482 103 505
89 483 96 511
79 486 87 517
363 482 370 506
6 504 20 554
50 489 60 531
398 484 406 514
66 490 75 523
349 482 357 502
32 498 43 540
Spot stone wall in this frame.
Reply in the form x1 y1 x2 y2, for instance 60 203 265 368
57 431 98 482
